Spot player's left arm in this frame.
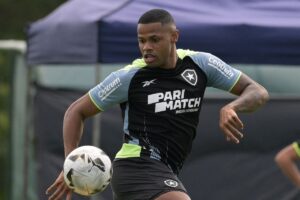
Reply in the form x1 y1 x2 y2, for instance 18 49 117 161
220 73 269 143
275 143 300 187
188 52 269 143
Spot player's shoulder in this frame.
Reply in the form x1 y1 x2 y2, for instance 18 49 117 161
122 58 147 71
110 58 147 80
293 140 300 148
177 49 214 64
292 141 300 157
177 48 211 58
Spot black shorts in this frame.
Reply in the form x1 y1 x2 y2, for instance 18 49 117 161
111 157 187 200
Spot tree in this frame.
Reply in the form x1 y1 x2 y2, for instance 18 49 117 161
0 0 65 39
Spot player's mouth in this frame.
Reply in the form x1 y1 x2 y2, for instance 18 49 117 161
144 54 156 64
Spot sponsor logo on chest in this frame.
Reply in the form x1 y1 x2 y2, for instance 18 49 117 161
147 89 201 113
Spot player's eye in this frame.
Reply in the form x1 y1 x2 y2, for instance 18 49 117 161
151 37 160 43
138 38 145 44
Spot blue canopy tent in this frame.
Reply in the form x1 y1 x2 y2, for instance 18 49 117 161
26 0 300 65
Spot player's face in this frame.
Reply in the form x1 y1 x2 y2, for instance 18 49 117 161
137 22 178 68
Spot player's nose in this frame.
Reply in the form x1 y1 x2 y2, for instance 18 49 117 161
143 41 153 51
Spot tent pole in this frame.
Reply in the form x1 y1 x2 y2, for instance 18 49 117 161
92 63 101 148
91 63 106 200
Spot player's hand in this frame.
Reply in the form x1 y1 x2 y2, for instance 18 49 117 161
46 171 72 200
219 106 244 144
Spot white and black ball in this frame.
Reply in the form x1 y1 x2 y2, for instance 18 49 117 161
63 145 112 196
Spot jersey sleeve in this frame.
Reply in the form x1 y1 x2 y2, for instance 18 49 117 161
292 141 300 158
88 67 138 111
189 52 242 91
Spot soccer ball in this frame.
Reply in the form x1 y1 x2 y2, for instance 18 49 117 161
63 145 112 196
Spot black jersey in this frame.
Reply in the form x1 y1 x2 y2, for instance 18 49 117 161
89 49 241 174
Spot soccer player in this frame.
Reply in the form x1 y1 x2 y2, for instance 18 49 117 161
275 141 300 187
46 8 269 200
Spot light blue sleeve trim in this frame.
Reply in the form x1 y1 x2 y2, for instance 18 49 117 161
88 92 104 111
189 52 242 91
88 67 139 111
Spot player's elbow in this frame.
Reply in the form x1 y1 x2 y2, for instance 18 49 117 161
255 84 269 107
275 151 289 167
260 86 269 102
275 152 283 165
64 101 86 121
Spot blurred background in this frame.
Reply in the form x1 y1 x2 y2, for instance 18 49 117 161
0 1 64 199
1 0 300 200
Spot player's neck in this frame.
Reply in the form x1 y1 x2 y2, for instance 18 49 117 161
163 48 178 69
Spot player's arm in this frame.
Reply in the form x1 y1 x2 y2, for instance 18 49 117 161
188 52 269 143
63 93 101 157
46 67 131 200
46 94 101 200
227 73 269 112
275 143 300 187
219 73 269 143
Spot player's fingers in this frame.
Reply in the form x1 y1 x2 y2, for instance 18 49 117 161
48 182 66 200
231 115 244 130
226 136 231 141
46 181 59 195
221 118 243 142
231 124 243 139
227 123 243 143
224 112 243 130
223 128 239 143
225 117 244 139
223 124 243 144
46 172 64 195
221 108 244 130
66 190 72 200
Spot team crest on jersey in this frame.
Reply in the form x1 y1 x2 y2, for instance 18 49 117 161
181 69 197 86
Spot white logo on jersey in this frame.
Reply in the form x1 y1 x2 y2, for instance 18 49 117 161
164 179 178 188
181 69 198 86
97 77 121 100
208 56 233 79
148 89 201 113
142 79 156 87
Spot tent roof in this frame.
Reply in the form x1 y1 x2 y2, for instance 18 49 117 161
26 0 300 65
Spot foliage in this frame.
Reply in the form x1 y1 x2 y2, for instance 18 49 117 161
0 51 13 200
0 0 65 39
0 0 64 199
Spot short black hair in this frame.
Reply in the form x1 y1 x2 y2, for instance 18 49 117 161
138 9 175 25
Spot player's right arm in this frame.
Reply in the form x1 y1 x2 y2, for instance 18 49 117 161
46 66 135 200
63 94 101 157
275 142 300 187
46 94 101 200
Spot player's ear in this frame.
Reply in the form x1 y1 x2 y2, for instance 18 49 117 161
171 29 179 43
